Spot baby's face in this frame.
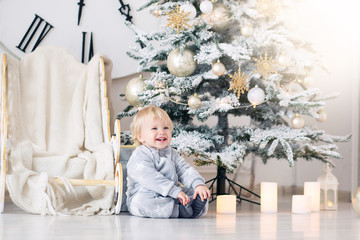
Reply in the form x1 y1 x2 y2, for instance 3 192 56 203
137 117 172 150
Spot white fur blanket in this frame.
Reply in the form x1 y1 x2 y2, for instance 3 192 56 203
5 46 114 215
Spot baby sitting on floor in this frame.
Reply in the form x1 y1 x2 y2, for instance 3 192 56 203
126 106 211 218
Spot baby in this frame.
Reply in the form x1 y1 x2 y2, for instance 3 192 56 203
126 106 211 218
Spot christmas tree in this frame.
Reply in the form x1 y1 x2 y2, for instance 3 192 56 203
118 0 350 199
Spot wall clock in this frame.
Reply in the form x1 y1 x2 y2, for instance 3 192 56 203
0 0 159 78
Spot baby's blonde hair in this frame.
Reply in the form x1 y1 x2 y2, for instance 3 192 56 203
131 106 173 146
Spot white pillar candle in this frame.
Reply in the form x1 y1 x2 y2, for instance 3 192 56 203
292 195 311 214
304 182 320 212
261 182 278 213
216 195 236 214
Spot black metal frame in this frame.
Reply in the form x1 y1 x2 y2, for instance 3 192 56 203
205 167 260 205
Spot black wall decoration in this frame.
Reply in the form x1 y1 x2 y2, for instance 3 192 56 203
118 0 133 22
16 14 54 53
77 0 85 25
81 32 94 63
6 1 137 72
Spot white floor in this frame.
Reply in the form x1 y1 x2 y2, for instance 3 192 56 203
1 196 360 240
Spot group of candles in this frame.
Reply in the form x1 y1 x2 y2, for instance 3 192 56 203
216 182 326 214
261 182 321 214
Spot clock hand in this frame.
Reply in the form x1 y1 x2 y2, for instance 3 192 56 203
77 0 85 25
118 0 132 22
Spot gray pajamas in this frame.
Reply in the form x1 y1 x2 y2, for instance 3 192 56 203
126 145 207 218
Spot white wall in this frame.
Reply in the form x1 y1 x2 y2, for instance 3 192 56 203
111 0 360 193
290 0 360 193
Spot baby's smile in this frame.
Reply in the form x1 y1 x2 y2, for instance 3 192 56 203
156 137 167 142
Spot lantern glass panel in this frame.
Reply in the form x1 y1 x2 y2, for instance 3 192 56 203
327 189 335 208
320 189 324 203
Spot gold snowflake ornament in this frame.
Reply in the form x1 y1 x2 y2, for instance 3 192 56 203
165 5 191 35
228 67 249 98
253 52 278 80
256 0 282 18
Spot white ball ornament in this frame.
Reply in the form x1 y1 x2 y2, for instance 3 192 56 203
167 48 197 77
200 0 213 14
317 109 327 122
241 24 254 37
188 94 202 109
291 114 305 129
247 85 265 106
212 60 226 76
180 3 197 20
125 75 146 106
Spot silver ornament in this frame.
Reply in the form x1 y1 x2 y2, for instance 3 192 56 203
247 85 265 106
291 114 305 129
167 48 197 77
212 60 226 76
125 75 146 106
210 3 231 31
200 0 213 14
352 187 360 215
188 94 202 109
317 109 327 122
241 24 254 37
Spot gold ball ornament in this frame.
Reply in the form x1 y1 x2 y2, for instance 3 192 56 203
212 60 226 76
352 187 360 215
188 94 202 109
210 3 231 31
291 114 305 129
317 109 327 122
167 48 197 77
125 75 146 106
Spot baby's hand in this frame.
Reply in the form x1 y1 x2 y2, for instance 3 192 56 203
177 191 190 206
194 185 211 202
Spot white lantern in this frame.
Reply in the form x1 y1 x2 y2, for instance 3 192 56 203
317 163 338 210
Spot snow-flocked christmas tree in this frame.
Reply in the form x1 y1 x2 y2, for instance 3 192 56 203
118 0 350 197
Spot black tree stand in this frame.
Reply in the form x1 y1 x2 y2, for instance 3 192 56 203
205 166 260 205
206 113 260 205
